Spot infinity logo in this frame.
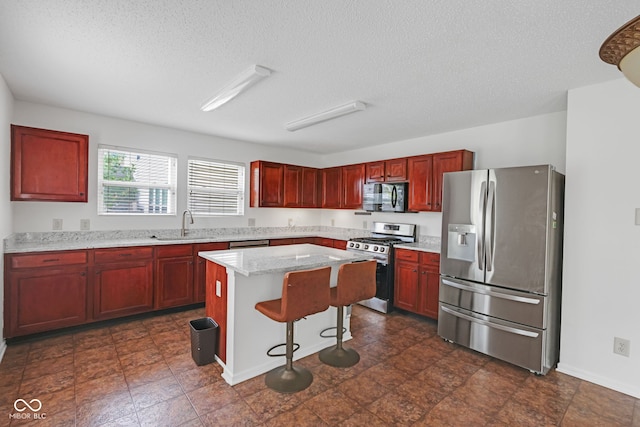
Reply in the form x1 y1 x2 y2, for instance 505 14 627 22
14 399 42 412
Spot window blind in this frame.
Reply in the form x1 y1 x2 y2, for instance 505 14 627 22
187 158 245 216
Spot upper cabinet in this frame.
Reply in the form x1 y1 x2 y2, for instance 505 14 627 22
251 149 473 212
365 158 407 183
251 161 320 208
408 150 474 212
250 161 284 207
341 163 365 209
11 125 88 202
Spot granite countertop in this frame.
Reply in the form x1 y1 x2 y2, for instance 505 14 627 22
395 241 441 253
199 244 374 277
2 227 371 254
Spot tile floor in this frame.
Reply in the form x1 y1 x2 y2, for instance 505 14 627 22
0 305 638 426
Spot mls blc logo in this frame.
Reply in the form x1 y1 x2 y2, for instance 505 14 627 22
10 398 46 420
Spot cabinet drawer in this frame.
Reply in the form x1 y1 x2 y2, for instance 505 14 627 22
94 247 153 263
155 244 193 258
420 252 440 266
10 251 88 269
395 248 419 262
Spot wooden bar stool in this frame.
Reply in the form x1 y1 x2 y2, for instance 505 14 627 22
255 266 331 393
319 260 377 367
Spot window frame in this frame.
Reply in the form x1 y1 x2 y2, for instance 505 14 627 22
187 156 246 217
97 144 178 216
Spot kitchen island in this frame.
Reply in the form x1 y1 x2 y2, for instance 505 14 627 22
198 244 372 385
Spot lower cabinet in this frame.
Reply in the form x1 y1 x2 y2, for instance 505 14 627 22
7 266 88 336
394 248 440 319
93 247 154 320
155 245 194 309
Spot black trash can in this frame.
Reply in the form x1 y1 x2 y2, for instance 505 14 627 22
189 317 218 366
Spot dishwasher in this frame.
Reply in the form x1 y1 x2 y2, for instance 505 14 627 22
228 240 270 249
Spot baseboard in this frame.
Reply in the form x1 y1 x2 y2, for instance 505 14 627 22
556 362 640 399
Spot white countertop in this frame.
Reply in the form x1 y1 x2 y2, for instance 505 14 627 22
199 244 373 277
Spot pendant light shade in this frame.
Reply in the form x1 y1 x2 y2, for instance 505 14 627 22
600 15 640 88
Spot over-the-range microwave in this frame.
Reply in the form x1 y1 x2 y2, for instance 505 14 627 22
362 182 408 212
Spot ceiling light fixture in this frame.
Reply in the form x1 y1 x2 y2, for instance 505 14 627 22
600 15 640 87
200 65 271 112
285 101 367 132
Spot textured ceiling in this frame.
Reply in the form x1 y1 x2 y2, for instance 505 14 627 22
0 1 637 154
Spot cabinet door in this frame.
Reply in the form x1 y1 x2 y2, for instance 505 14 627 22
205 261 227 363
301 167 320 207
366 161 386 183
407 154 433 211
250 161 284 207
11 125 88 202
418 253 440 319
283 164 302 207
93 260 154 320
385 158 408 182
8 267 88 337
321 167 342 208
432 150 474 212
156 256 194 309
194 242 229 303
394 260 419 312
342 163 365 209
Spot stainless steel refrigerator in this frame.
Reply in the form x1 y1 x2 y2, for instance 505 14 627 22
438 165 564 374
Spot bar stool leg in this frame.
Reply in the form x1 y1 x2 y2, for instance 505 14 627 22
265 321 313 393
319 306 360 367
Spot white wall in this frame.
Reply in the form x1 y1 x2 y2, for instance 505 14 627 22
318 112 568 237
11 102 322 232
558 78 640 398
0 74 15 355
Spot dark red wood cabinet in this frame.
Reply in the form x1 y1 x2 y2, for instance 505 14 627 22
250 161 284 207
394 248 440 319
92 247 154 320
408 150 474 212
341 163 365 209
366 158 407 183
11 125 88 202
321 167 342 208
5 250 89 337
155 245 194 309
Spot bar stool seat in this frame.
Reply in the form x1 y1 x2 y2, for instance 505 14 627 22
319 260 377 367
255 266 331 393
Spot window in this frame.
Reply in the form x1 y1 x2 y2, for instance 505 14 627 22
187 157 245 216
98 145 177 215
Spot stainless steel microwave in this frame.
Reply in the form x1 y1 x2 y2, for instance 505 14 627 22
363 183 408 212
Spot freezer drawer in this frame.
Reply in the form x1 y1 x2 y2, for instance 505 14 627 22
438 302 551 374
439 277 546 329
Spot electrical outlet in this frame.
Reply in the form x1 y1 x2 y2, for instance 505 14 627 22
52 218 63 230
80 219 90 230
614 337 631 357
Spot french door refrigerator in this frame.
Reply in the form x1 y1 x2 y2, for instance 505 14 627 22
438 165 564 374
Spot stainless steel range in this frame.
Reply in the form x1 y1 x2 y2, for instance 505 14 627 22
346 222 416 313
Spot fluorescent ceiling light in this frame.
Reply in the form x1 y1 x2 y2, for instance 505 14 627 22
200 65 271 112
285 101 367 132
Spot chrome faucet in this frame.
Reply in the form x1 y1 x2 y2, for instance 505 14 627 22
181 209 194 237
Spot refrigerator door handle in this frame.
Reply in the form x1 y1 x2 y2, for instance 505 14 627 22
485 180 496 271
441 278 541 305
440 305 540 338
478 180 487 270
